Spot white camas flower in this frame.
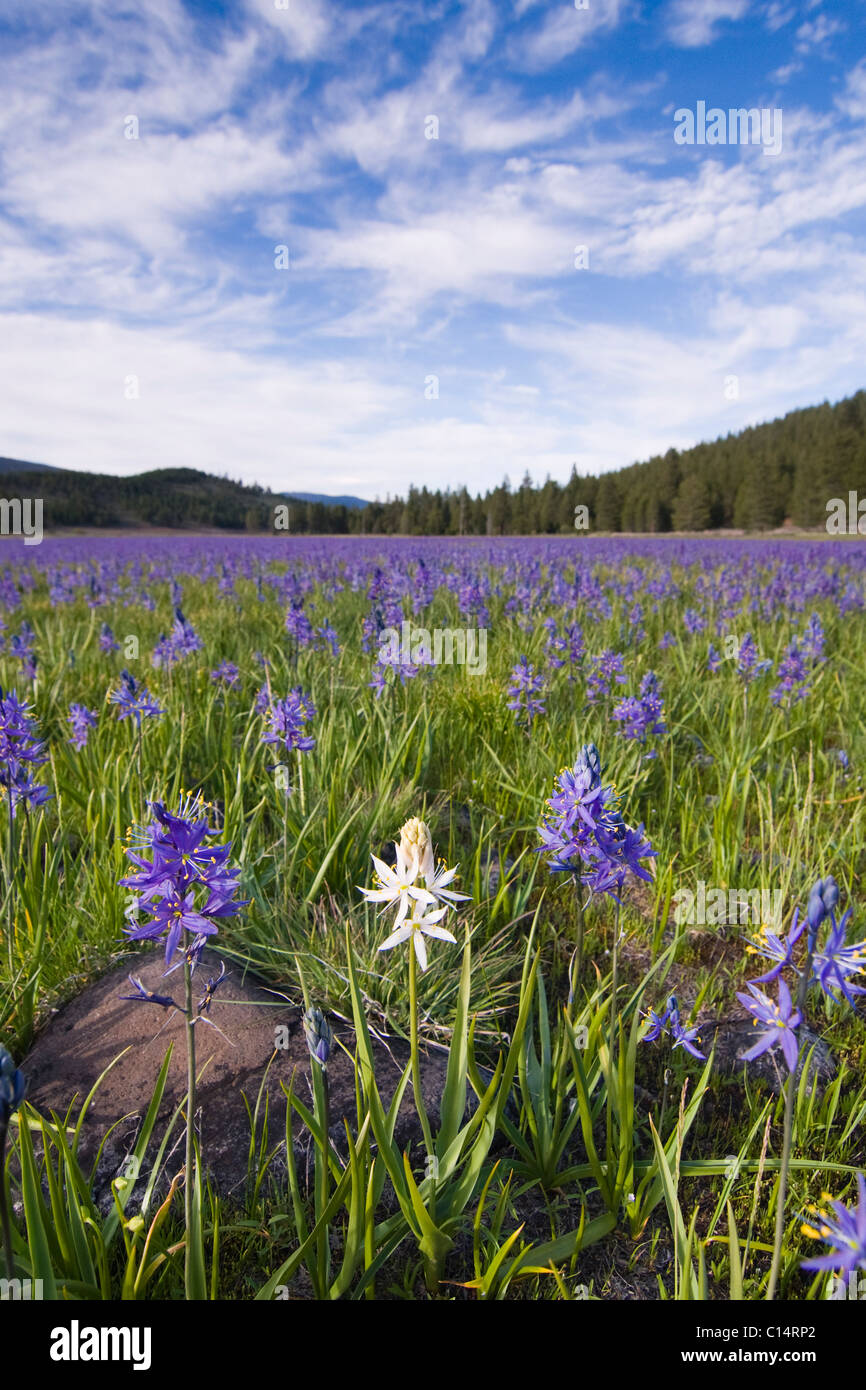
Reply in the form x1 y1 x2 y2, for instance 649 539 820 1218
358 815 471 970
379 901 457 972
359 852 436 928
425 858 471 909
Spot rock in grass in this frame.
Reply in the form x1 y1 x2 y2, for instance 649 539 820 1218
706 1018 836 1094
22 949 486 1212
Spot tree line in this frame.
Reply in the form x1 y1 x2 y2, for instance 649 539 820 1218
2 391 864 535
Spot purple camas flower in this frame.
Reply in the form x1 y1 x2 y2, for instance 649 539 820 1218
628 602 645 633
0 686 51 818
261 687 316 754
683 608 706 635
119 795 247 968
771 641 810 707
812 908 866 1007
579 822 655 902
285 601 316 649
736 978 801 1072
376 650 425 689
99 623 120 654
642 1006 670 1042
538 741 655 900
586 649 626 704
368 663 388 698
109 669 164 725
799 612 825 663
9 622 37 680
745 912 806 984
706 643 722 673
119 974 185 1011
67 703 98 750
211 660 240 688
538 744 619 873
736 633 772 684
152 608 203 670
506 656 546 729
546 631 569 669
800 1173 866 1277
612 671 666 748
317 621 340 658
563 623 585 675
641 994 705 1059
4 765 52 817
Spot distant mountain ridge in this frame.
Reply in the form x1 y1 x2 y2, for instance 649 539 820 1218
0 456 60 473
284 491 368 509
2 389 865 533
0 462 367 533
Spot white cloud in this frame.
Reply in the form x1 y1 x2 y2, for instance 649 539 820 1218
795 13 844 52
244 0 332 59
837 60 866 120
666 0 749 48
0 0 864 496
771 61 803 83
764 1 795 32
509 0 628 70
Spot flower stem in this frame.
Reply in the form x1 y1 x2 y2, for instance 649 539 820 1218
766 944 813 1301
316 1067 330 1294
408 943 434 1159
136 721 143 822
605 895 622 1193
610 895 621 1071
0 1121 15 1281
7 787 15 968
574 879 584 988
183 956 197 1299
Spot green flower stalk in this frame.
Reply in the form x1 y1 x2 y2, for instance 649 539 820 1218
0 1045 27 1281
303 1005 334 1293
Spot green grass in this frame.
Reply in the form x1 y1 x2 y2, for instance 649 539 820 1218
1 546 865 1300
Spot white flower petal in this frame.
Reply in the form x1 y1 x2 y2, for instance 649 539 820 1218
370 855 401 886
413 905 449 925
413 930 428 972
359 886 399 904
379 923 414 952
429 865 458 888
408 886 438 904
420 924 457 943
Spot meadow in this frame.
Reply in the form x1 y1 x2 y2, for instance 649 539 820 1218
1 532 865 1302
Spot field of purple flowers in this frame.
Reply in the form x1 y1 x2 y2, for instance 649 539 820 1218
2 533 866 1301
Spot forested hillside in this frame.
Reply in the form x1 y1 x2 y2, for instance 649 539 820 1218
1 391 864 534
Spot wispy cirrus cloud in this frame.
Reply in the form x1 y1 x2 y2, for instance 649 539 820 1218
665 0 750 48
0 0 864 497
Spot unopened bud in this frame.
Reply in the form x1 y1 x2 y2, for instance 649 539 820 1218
303 1007 334 1068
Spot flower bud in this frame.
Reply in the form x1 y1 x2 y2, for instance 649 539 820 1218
303 1007 334 1069
0 1046 27 1124
398 817 434 881
808 876 839 931
576 743 603 788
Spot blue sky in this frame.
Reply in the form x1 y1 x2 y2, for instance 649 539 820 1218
0 0 864 500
